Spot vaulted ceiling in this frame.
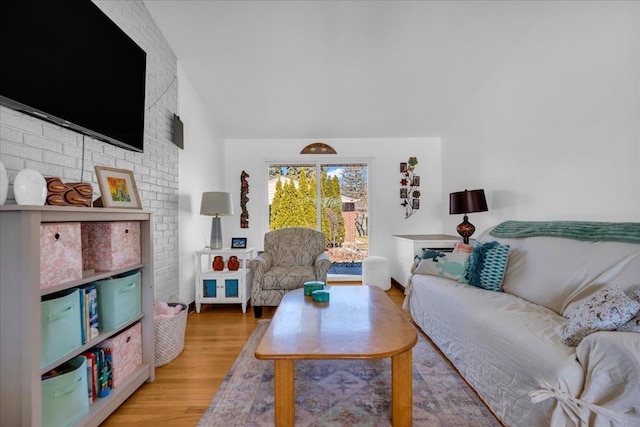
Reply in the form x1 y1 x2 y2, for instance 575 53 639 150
144 1 550 140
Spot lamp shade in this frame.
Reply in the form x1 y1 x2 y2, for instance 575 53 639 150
200 192 234 217
449 189 488 215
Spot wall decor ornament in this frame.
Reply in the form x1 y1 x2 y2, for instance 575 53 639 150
300 142 337 154
240 171 250 228
400 156 420 219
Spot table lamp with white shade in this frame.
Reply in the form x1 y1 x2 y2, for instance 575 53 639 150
200 192 234 249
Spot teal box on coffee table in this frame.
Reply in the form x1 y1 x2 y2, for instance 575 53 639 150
312 289 330 302
304 281 324 296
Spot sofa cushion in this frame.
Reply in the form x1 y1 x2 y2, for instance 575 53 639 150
563 285 640 346
409 273 584 427
462 241 510 292
476 227 640 315
414 252 470 281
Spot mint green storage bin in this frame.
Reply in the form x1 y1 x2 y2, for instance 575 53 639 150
95 270 142 330
41 288 82 368
42 356 89 427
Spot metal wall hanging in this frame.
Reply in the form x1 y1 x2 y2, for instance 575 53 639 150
240 170 250 228
400 157 420 219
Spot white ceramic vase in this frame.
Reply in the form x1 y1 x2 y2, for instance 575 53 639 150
0 161 7 205
14 168 47 206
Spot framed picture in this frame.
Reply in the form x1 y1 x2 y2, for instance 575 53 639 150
400 188 408 199
412 198 420 209
400 162 407 173
412 176 421 186
231 237 247 249
94 166 142 209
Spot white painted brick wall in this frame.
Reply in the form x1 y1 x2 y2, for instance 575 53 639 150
0 0 179 302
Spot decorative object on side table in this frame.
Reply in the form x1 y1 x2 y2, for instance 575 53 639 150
231 237 247 249
45 177 92 207
228 256 240 271
400 156 420 219
94 166 141 209
449 189 488 244
200 192 234 249
14 168 47 205
240 171 250 228
212 256 224 271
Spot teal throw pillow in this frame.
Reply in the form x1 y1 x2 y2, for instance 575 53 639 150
462 241 510 292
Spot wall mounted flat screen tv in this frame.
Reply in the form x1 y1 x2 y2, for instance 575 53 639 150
0 1 147 152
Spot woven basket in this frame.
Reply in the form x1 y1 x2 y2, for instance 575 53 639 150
154 299 188 367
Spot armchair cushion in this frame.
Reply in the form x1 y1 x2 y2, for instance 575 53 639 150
262 266 316 290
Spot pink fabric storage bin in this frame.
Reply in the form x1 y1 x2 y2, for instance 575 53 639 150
40 222 83 289
82 221 141 271
96 321 142 388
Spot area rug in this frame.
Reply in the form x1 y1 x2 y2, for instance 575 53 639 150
198 320 502 426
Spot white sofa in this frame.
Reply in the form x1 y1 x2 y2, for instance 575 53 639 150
404 221 640 427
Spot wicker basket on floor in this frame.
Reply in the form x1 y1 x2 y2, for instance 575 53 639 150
154 300 188 367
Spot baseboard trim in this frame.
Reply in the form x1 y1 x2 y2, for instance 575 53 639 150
391 278 405 293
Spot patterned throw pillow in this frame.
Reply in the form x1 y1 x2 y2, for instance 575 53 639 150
461 241 510 292
563 285 640 346
414 252 471 281
617 286 640 333
453 242 474 253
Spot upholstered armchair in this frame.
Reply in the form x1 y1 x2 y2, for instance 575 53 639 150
249 227 331 317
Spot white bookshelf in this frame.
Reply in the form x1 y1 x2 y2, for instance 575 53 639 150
0 206 155 426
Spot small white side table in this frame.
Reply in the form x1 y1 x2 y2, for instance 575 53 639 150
195 247 255 313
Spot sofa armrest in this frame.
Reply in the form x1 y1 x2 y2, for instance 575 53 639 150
249 252 273 283
575 331 640 425
314 252 331 282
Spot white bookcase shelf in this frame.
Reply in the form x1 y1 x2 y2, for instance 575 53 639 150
0 205 155 426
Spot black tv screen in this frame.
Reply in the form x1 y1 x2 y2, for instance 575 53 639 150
0 0 147 152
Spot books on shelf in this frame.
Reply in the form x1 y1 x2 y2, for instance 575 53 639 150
81 348 112 404
79 285 99 344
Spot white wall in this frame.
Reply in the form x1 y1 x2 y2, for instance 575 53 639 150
177 63 226 303
442 1 640 235
224 138 442 262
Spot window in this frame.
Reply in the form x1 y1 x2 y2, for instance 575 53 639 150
267 162 369 275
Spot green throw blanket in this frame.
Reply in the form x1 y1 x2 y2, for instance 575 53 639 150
490 220 640 244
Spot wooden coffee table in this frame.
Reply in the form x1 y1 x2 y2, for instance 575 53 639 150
255 285 418 427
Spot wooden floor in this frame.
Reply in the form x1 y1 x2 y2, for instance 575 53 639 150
101 283 408 426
